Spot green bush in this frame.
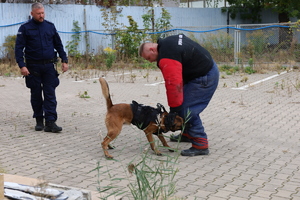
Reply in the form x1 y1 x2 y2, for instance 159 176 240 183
115 16 143 60
103 47 116 69
2 35 17 62
244 66 256 74
66 21 81 58
199 31 234 62
219 64 239 75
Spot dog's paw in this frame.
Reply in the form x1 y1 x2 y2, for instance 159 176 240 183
155 152 163 156
105 155 114 159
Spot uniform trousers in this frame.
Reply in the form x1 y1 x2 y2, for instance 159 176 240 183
25 63 60 122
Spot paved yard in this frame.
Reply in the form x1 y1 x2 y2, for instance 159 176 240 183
0 68 299 199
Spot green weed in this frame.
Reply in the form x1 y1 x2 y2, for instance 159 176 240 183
244 66 256 74
79 91 91 98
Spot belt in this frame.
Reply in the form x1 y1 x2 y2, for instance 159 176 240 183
26 58 57 64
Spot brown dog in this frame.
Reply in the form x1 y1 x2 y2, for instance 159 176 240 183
99 77 183 159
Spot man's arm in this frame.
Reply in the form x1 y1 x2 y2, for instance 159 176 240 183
15 25 30 76
15 25 26 69
53 26 68 61
52 26 68 72
159 58 183 111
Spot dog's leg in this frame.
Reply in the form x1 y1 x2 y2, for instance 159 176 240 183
102 120 123 159
144 131 162 156
102 135 115 159
102 133 119 159
157 134 174 152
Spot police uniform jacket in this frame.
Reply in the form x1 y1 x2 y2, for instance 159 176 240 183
15 18 68 68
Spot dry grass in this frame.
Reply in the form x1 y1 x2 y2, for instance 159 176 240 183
0 58 153 80
0 63 19 77
0 165 6 173
1 59 298 82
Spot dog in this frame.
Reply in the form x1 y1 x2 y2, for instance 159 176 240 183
99 77 183 159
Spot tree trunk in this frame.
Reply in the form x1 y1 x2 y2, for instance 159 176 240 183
278 12 292 49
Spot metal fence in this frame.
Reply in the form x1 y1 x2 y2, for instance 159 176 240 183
234 24 300 64
161 23 300 65
0 3 299 62
1 3 299 65
104 23 300 65
2 23 300 65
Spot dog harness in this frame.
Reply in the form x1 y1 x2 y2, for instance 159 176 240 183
130 100 164 132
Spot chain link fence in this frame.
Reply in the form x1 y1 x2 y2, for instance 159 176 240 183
163 23 300 65
2 22 300 67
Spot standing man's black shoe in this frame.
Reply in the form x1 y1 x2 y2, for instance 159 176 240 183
44 121 62 133
181 147 209 156
170 134 191 142
35 117 44 131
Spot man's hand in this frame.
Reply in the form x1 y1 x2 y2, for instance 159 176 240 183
165 112 178 130
62 63 68 73
20 67 30 76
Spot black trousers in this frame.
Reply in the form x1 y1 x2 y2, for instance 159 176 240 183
25 63 60 122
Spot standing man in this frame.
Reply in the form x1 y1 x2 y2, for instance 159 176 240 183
15 3 68 133
139 34 219 156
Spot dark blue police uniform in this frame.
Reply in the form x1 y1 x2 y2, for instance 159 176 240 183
15 18 68 122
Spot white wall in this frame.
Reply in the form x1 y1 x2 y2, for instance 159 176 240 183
0 3 297 57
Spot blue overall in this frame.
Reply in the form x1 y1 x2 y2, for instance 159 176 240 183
15 18 67 122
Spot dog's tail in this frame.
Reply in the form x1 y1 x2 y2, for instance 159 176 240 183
99 77 113 110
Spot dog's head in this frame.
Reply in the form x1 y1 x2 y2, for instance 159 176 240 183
159 112 184 133
155 103 184 133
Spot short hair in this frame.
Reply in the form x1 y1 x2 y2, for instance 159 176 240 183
138 43 146 57
32 2 44 10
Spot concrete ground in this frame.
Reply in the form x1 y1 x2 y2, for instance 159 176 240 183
0 68 299 200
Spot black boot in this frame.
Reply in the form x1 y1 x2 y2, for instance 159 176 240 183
170 133 191 142
35 117 44 131
44 121 62 133
181 147 209 156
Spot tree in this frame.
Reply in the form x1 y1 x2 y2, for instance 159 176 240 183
223 0 300 23
265 0 300 23
223 0 300 49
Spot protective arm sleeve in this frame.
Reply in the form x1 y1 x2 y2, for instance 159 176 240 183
159 58 183 110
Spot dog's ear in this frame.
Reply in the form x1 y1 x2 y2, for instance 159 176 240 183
156 103 167 113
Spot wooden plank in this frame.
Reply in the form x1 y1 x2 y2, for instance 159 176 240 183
0 174 4 200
